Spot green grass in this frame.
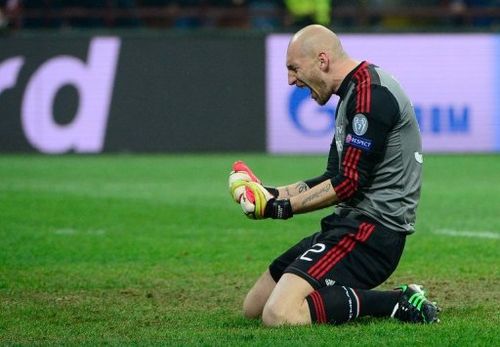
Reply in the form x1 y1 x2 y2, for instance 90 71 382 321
0 154 499 345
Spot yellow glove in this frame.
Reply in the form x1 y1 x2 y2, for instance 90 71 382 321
240 181 274 219
228 160 261 203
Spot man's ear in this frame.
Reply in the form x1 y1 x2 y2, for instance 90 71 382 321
318 52 329 71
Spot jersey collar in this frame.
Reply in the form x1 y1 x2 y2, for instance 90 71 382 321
336 61 367 99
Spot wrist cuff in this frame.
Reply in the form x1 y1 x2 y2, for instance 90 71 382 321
265 198 293 220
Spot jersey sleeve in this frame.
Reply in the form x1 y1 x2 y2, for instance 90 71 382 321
331 85 399 202
304 140 340 188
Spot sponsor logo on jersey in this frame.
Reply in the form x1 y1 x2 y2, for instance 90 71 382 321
353 113 368 136
346 133 372 150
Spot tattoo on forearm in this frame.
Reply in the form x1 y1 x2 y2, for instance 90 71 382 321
295 182 309 193
301 184 331 207
285 187 291 197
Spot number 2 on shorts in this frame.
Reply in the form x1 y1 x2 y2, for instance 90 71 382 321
299 243 326 261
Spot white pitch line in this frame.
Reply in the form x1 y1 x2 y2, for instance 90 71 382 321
54 228 77 235
433 229 500 240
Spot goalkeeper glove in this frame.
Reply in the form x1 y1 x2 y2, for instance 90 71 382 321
229 161 278 203
241 181 293 220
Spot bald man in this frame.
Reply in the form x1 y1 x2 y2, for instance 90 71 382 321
231 25 439 326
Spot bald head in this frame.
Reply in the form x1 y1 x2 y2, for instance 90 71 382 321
288 25 346 61
286 25 357 103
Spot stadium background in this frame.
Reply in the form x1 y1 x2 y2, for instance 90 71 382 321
1 1 499 345
1 0 499 154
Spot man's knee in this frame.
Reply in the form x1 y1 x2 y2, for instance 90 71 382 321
242 270 277 319
261 273 313 327
261 297 311 327
242 294 261 319
261 300 287 327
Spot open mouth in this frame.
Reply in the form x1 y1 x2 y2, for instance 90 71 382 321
299 83 317 101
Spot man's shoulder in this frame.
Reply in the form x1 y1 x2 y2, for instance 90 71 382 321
344 84 400 124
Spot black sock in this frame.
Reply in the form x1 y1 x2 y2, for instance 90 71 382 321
306 286 401 324
354 288 401 317
306 286 359 324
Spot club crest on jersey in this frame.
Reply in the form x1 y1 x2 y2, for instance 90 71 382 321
346 133 372 150
352 114 368 136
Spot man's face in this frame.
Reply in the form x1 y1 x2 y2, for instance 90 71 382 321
286 44 331 106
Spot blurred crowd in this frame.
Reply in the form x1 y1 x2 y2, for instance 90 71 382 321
0 0 498 31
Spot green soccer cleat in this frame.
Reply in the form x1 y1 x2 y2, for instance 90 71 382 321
391 284 440 324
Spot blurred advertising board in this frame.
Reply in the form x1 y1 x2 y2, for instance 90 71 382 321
266 34 500 153
0 34 265 153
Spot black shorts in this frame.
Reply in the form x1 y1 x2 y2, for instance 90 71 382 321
269 213 406 290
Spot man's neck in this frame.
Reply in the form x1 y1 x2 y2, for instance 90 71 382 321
331 58 360 94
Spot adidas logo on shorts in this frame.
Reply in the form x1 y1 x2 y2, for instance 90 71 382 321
325 279 336 287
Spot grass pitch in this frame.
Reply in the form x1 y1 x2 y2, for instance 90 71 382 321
0 154 499 345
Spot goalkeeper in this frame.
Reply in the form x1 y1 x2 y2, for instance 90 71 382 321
229 24 439 327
